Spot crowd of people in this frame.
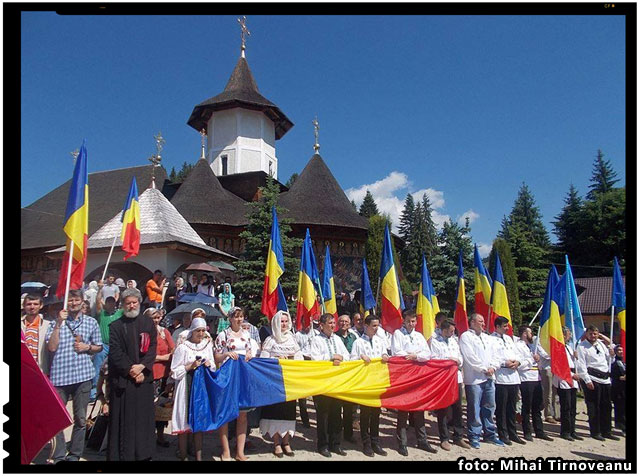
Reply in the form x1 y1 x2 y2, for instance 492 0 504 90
20 271 626 463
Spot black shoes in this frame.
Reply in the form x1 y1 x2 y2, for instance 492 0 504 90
537 434 554 442
417 441 438 454
592 434 605 441
372 444 387 456
332 446 347 456
318 448 332 458
502 438 513 446
511 436 526 445
524 434 534 442
571 433 584 441
398 445 408 456
363 446 374 457
560 434 574 441
603 434 620 441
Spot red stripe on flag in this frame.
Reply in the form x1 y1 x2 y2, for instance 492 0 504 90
454 303 468 334
549 336 573 386
620 328 626 363
122 220 140 260
261 276 278 319
381 358 459 411
295 300 319 331
380 295 403 334
56 235 88 298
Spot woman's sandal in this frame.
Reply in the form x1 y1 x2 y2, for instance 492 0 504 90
273 444 284 458
283 445 295 457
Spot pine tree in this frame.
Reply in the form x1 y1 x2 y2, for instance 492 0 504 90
429 218 473 312
488 238 522 327
499 183 550 249
359 190 379 218
398 194 415 244
234 176 302 322
401 194 440 285
587 149 619 200
364 214 398 304
551 184 583 262
350 199 358 211
285 173 299 188
169 166 177 182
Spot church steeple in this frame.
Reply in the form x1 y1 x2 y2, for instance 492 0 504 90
186 17 293 180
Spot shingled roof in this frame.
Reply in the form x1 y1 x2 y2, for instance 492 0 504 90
22 165 167 250
575 276 626 315
187 56 293 140
49 187 236 260
279 154 369 230
170 158 249 227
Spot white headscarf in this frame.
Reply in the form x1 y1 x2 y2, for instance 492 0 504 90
187 317 207 340
271 310 293 344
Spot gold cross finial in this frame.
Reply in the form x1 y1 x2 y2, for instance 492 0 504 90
200 128 207 160
312 116 320 153
70 149 79 164
238 16 250 57
149 132 164 189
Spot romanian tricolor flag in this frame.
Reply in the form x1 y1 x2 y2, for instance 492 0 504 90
360 258 376 317
379 223 405 333
261 206 288 320
321 245 338 318
296 229 320 330
56 140 89 298
453 251 469 334
563 255 585 348
489 253 512 335
539 265 573 386
473 244 493 326
189 357 459 432
416 255 439 338
612 257 626 362
120 177 141 260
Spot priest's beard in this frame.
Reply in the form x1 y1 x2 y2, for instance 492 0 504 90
124 308 140 318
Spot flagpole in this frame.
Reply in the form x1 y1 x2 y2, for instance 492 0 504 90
374 277 381 315
63 240 75 311
315 278 327 314
528 304 544 326
100 234 119 281
609 305 615 343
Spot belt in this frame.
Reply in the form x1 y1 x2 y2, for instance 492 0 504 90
587 367 610 379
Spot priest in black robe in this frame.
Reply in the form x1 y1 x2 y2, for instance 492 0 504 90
107 288 157 461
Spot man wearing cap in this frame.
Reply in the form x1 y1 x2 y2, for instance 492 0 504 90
107 287 157 460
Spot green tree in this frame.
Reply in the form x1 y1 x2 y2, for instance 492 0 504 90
359 190 379 218
401 194 440 285
586 149 619 200
285 173 299 188
499 182 551 249
488 238 522 327
169 161 195 183
234 176 302 322
350 199 357 211
429 218 473 312
551 184 584 262
364 214 404 306
169 166 177 182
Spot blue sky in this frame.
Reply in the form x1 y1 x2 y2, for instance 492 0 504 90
21 13 626 257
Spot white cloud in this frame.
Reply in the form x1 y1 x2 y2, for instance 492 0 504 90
457 209 480 225
477 242 492 258
346 171 450 231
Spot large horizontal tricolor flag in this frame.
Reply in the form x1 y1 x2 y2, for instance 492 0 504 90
360 258 376 317
539 265 573 386
120 177 141 260
261 206 288 320
379 223 405 333
563 255 585 347
473 244 493 326
416 255 439 338
489 253 512 335
453 251 469 334
56 140 89 298
189 356 459 432
296 229 320 330
321 245 338 319
612 256 626 362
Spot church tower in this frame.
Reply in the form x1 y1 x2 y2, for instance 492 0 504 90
187 17 293 180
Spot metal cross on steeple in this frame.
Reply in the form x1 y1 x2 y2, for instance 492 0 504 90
238 16 250 58
312 116 320 154
200 128 207 160
70 149 80 164
149 131 164 189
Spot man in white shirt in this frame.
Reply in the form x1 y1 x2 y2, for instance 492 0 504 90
491 316 524 445
390 310 436 455
553 327 583 441
515 325 553 442
309 313 350 457
295 318 320 428
431 319 470 450
459 313 504 449
350 315 389 457
576 325 619 441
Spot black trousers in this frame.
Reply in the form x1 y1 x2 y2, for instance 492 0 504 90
359 405 381 448
435 383 464 442
612 383 626 431
495 384 519 441
342 401 354 439
396 410 428 446
298 398 309 425
313 395 342 451
520 381 544 437
557 387 577 436
581 381 612 437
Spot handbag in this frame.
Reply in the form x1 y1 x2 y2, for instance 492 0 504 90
85 401 109 450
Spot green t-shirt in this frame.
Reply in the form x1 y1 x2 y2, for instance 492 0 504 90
98 309 123 344
337 331 357 353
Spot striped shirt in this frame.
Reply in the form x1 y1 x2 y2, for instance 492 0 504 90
45 313 103 387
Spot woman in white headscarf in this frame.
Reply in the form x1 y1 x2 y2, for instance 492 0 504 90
83 280 99 317
170 317 213 461
259 311 303 457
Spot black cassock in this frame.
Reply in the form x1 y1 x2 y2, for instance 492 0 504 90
107 314 157 461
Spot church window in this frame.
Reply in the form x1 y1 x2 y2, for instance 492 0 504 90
221 155 228 175
268 160 273 176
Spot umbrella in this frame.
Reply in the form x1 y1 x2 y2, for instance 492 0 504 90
178 292 218 305
185 262 221 273
164 302 223 327
21 282 49 289
208 260 236 271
